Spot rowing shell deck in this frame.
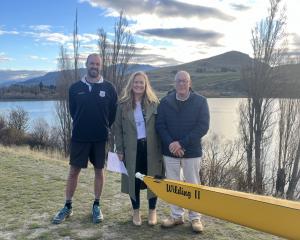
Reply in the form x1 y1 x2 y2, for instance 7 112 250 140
136 173 300 240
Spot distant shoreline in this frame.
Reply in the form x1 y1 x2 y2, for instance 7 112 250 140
0 96 246 102
0 98 59 102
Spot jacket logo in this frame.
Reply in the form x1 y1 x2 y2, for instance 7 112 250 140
77 91 86 95
99 91 106 97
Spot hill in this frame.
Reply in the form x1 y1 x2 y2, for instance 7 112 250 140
0 145 281 240
148 51 300 97
148 51 252 97
8 64 158 87
0 70 46 87
275 63 300 97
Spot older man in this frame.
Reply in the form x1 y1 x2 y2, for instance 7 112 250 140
156 70 209 233
52 53 117 224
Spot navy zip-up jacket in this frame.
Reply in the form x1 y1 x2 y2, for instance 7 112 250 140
156 91 209 158
69 78 117 142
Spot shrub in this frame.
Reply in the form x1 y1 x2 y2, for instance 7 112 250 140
28 118 50 150
7 107 29 133
0 128 26 146
0 114 6 130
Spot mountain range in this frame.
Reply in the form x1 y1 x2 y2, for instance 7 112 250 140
0 64 158 87
0 70 47 87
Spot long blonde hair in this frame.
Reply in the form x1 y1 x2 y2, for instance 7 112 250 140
120 71 159 109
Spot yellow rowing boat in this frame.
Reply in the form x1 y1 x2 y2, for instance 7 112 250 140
135 173 300 240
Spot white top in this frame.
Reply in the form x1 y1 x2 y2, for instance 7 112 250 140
176 91 190 101
81 75 104 92
134 102 146 139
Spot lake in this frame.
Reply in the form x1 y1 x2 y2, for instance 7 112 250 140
0 98 242 140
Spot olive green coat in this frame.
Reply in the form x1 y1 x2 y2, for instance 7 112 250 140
114 102 163 200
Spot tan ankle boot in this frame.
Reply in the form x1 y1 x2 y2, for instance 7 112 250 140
161 217 184 228
191 219 204 233
148 209 157 225
132 209 142 226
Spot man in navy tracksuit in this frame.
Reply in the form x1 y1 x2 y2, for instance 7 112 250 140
52 54 117 224
156 71 209 233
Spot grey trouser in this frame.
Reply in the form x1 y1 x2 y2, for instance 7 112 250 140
163 155 201 221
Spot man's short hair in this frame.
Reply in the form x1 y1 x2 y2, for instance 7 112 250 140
86 53 101 65
175 71 191 82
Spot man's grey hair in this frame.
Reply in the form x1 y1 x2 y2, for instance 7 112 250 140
175 70 191 82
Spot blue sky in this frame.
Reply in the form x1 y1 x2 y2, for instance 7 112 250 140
0 0 117 70
0 0 299 72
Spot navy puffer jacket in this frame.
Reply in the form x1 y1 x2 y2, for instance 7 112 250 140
156 91 209 158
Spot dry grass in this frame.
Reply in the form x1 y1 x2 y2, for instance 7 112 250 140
0 145 282 240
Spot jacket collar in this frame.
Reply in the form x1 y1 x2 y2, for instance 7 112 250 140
164 91 195 112
81 75 103 91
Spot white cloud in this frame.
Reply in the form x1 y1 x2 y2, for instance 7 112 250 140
132 42 205 66
2 0 298 69
29 55 48 61
0 27 19 36
29 25 52 32
10 74 31 80
25 31 72 44
126 1 265 53
80 0 298 65
39 32 72 44
81 43 98 51
24 30 98 46
0 52 13 62
78 33 98 43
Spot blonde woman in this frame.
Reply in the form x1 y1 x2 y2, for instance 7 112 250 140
114 71 163 226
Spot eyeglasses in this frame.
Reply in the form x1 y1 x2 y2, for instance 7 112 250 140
176 79 189 85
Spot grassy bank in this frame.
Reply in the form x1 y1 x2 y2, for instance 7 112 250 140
0 146 281 240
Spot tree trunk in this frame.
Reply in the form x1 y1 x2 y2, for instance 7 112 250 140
286 138 300 199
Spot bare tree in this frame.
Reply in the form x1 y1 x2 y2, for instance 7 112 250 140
200 135 246 190
284 99 300 199
239 0 287 194
274 99 296 196
0 113 6 131
239 98 254 191
97 11 135 149
0 107 29 146
272 98 300 199
98 11 135 95
7 106 29 133
48 126 63 152
29 118 50 150
56 47 73 156
73 9 80 82
55 10 80 156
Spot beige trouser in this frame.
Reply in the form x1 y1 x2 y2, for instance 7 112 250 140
163 155 202 221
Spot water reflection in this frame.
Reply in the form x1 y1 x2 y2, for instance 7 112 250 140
0 98 243 139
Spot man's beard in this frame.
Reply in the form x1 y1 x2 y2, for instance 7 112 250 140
88 68 99 78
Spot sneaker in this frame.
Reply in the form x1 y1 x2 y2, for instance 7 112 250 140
161 216 184 228
52 206 73 224
132 209 142 226
191 219 204 233
148 209 157 226
92 205 103 224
